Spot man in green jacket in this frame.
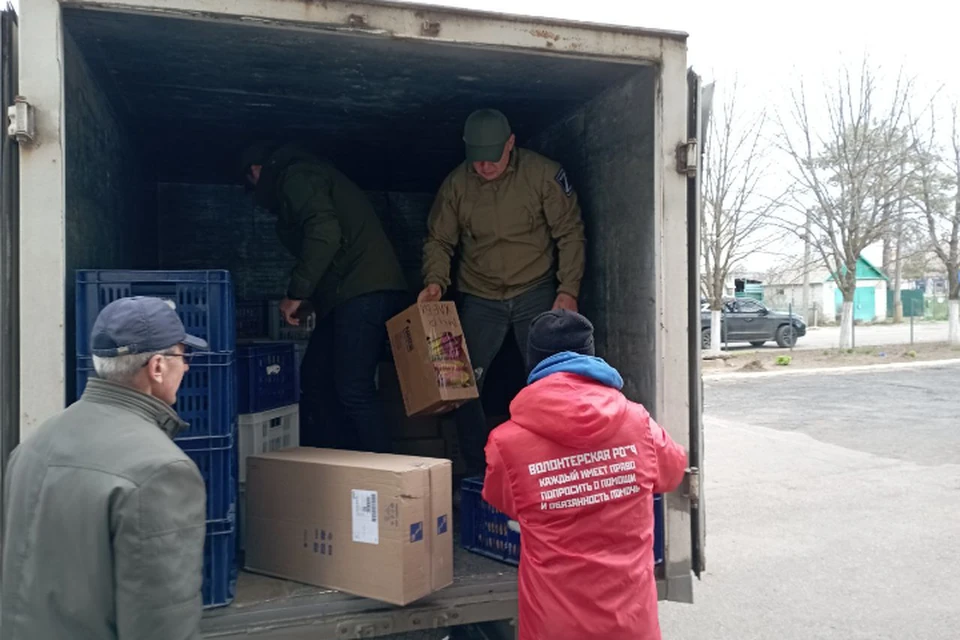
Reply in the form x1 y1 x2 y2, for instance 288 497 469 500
419 109 587 477
241 142 409 452
2 296 208 640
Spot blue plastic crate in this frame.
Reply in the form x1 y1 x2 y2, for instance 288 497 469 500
236 300 268 339
237 342 299 414
460 478 665 566
75 270 235 355
202 519 238 609
460 477 520 566
177 434 237 524
76 352 237 439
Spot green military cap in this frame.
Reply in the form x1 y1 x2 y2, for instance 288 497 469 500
463 109 512 163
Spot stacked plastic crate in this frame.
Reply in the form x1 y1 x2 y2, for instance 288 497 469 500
74 270 239 609
234 300 305 548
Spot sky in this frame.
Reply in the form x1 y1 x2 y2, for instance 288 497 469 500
397 0 960 273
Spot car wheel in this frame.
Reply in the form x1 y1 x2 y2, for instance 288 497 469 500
750 341 766 347
775 325 798 348
701 328 712 350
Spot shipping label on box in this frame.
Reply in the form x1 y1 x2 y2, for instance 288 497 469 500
386 302 479 417
244 448 453 606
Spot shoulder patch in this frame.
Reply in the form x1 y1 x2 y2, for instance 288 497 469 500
554 167 574 197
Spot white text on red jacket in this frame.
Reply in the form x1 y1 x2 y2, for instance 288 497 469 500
527 446 642 511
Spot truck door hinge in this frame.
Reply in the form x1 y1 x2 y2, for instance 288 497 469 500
676 138 698 177
683 466 700 503
7 97 35 144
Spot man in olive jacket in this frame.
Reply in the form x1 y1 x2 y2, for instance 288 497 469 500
419 109 587 477
1 296 208 640
241 142 408 452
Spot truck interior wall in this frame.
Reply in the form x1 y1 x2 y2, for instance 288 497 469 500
156 184 434 300
528 69 658 408
63 32 157 399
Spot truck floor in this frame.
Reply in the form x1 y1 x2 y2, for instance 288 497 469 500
200 535 518 639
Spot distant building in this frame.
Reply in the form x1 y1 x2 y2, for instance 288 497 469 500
763 253 889 324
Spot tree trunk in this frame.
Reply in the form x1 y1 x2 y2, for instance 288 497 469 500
802 211 812 318
949 299 960 345
710 309 722 353
839 301 854 348
882 237 893 276
892 221 904 323
839 270 856 349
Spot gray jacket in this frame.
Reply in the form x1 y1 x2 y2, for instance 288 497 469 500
1 378 207 640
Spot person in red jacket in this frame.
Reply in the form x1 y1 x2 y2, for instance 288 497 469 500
482 309 688 640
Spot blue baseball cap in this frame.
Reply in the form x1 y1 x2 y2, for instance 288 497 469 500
90 296 209 357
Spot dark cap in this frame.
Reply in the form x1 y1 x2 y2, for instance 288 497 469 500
463 109 512 164
526 309 595 370
91 296 209 357
238 140 277 176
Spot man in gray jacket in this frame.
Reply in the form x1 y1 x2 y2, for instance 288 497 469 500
1 296 209 640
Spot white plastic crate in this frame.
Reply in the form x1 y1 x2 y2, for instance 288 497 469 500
238 404 299 483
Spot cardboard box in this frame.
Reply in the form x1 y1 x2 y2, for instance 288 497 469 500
244 448 453 606
386 302 479 417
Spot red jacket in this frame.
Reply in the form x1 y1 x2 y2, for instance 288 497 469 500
482 354 687 640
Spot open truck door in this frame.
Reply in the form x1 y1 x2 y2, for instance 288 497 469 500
686 67 709 579
0 5 19 528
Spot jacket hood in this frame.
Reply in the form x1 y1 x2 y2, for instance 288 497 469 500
509 353 628 449
253 143 322 211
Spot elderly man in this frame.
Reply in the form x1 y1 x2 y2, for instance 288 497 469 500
1 296 208 640
419 108 587 478
482 309 688 640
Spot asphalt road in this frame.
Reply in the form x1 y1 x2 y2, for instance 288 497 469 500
658 363 960 640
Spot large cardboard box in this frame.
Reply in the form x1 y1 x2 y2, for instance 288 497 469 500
244 448 453 606
386 302 479 417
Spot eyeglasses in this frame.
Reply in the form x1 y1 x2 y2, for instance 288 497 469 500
161 351 194 364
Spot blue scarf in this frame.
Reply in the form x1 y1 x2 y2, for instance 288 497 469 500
527 351 624 390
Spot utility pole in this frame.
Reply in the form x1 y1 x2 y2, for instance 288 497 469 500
802 209 812 319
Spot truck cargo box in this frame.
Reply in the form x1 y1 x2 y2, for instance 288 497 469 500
1 0 704 637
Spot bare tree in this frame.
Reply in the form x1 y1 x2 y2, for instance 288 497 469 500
700 78 778 353
775 61 917 347
910 103 960 343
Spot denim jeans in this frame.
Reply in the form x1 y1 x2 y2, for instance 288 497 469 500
455 279 556 476
299 290 410 453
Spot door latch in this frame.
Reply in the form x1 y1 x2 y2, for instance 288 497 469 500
682 466 700 502
675 138 698 177
7 97 35 144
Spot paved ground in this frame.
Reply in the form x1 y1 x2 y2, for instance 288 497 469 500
658 363 960 639
727 320 950 351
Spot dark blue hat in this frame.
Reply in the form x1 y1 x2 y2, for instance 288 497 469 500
91 296 208 357
526 309 595 370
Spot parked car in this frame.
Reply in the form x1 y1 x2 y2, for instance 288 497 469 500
701 298 806 349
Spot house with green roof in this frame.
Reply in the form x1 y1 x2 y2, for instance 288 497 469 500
825 254 890 322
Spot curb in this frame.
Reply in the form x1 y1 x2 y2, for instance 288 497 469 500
703 358 960 381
